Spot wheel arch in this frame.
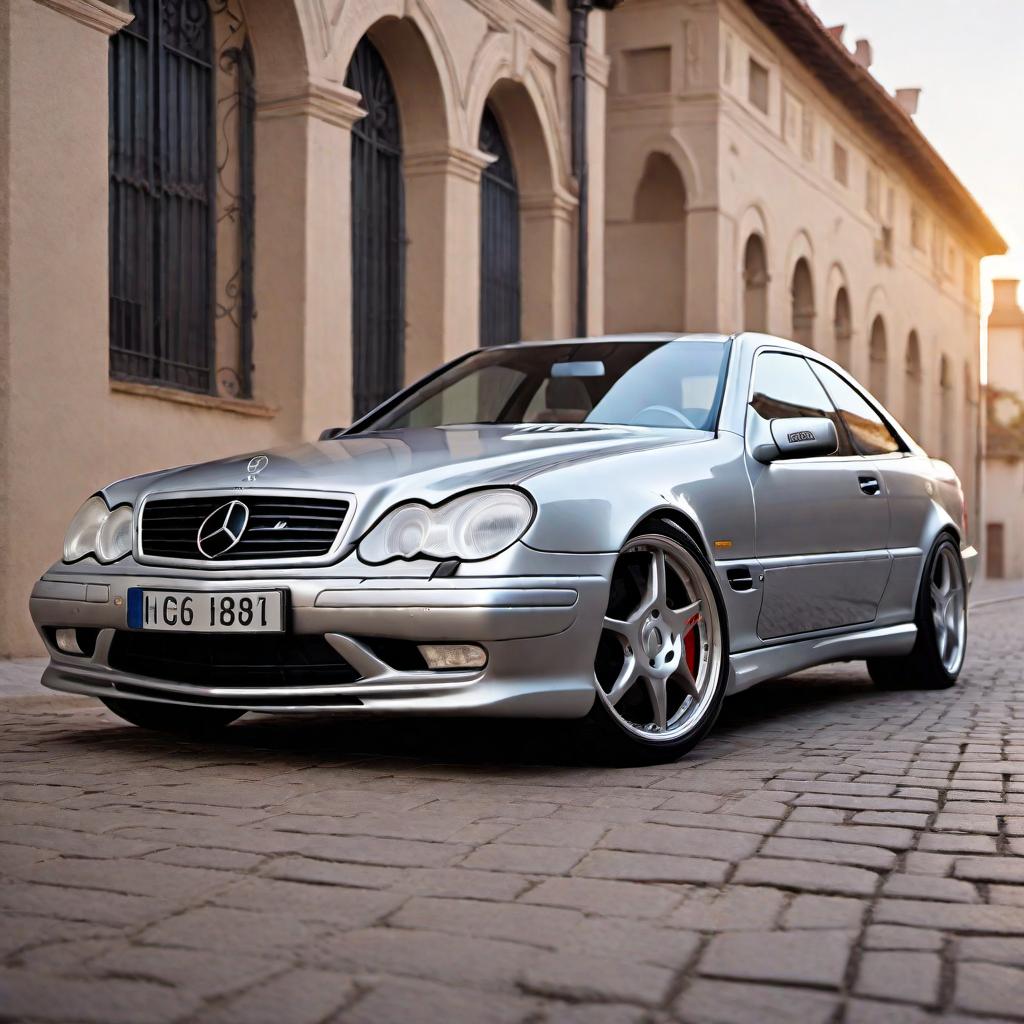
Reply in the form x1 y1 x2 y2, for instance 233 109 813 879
627 507 713 563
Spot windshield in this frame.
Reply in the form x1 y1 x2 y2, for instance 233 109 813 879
358 340 730 432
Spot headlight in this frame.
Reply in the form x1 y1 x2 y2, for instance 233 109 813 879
359 489 534 563
63 497 133 564
96 506 133 563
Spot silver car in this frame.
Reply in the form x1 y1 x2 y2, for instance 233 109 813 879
30 333 975 763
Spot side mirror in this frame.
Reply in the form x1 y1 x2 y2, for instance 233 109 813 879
318 426 346 441
752 416 839 463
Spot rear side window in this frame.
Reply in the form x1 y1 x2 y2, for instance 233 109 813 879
750 352 851 455
810 363 902 456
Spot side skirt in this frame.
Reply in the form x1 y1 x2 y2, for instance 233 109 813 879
726 622 917 695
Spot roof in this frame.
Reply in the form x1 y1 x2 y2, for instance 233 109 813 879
742 0 1007 255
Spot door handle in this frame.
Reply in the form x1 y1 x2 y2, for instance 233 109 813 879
858 475 881 496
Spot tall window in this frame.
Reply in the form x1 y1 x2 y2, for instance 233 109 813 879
108 0 254 396
347 37 405 418
479 106 521 347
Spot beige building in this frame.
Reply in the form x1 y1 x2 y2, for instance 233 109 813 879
985 280 1024 579
0 0 1005 655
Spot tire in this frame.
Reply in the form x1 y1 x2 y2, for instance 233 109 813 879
867 534 967 691
580 529 730 765
101 698 242 735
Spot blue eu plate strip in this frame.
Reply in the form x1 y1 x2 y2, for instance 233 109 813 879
126 587 143 629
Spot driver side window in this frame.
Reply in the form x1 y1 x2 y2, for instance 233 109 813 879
750 353 853 456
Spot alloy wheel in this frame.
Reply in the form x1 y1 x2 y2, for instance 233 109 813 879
931 544 966 674
594 535 723 742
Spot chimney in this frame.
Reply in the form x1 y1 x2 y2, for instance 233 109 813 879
827 24 845 44
894 88 921 116
989 279 1024 328
852 38 873 68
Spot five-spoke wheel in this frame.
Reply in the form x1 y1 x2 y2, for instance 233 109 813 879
587 530 728 762
867 534 967 691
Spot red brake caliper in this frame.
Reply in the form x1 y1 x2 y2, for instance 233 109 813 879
683 612 700 676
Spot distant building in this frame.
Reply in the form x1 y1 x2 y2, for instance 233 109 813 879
0 0 1006 655
985 280 1024 579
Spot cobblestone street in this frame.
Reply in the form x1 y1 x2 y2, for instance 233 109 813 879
2 595 1023 1024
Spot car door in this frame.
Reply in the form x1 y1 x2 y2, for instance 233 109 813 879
745 351 892 640
807 361 926 623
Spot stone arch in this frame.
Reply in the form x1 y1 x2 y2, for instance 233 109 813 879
790 257 815 349
605 151 687 333
241 0 310 88
606 136 701 224
743 233 769 333
904 330 922 437
869 314 888 405
333 7 458 147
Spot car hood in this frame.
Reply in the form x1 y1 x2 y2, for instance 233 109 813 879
106 424 710 529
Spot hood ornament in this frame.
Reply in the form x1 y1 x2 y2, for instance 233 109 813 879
246 455 269 482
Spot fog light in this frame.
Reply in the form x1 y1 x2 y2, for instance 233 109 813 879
417 643 487 670
55 628 84 655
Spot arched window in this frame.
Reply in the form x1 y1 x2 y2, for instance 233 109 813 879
939 354 954 463
347 36 405 418
109 0 254 395
479 105 520 347
790 258 814 348
869 315 888 404
743 234 768 332
904 330 922 437
833 287 851 368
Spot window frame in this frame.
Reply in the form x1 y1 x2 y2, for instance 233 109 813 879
745 349 856 460
807 358 908 458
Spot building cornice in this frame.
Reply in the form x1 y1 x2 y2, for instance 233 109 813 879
740 0 1007 255
32 0 132 35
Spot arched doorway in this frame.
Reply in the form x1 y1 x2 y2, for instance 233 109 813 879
347 36 405 418
479 105 520 347
833 287 852 368
605 151 687 332
869 314 888 404
791 258 814 348
904 330 922 437
743 234 768 332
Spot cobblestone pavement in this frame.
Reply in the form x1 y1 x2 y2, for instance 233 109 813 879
2 597 1023 1024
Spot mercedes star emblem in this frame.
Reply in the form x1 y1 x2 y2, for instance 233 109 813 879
197 500 249 558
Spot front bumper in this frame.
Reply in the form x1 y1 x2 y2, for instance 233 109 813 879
30 556 614 718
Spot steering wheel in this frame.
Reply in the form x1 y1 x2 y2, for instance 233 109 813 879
630 405 696 428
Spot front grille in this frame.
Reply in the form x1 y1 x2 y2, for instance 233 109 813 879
139 495 350 562
108 632 361 688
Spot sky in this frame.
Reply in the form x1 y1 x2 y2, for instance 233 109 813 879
806 0 1024 315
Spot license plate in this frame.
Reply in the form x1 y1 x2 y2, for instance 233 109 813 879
126 588 285 633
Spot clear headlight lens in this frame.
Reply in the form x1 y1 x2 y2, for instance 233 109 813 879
359 489 534 563
63 496 109 563
96 505 133 563
63 497 133 563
